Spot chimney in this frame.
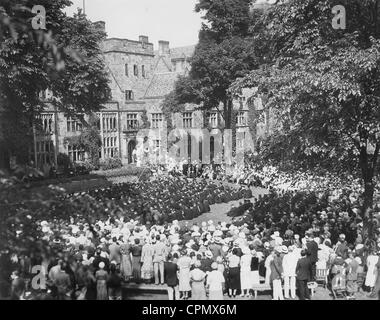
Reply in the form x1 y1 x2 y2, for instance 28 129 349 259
93 21 106 33
158 40 170 55
139 35 149 44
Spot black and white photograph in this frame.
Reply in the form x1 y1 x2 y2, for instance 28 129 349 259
0 0 380 308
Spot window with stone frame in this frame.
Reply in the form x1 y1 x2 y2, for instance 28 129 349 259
236 111 247 126
38 113 54 134
125 90 134 101
102 113 117 132
142 65 146 78
208 112 218 128
103 136 118 158
126 113 138 130
36 140 55 165
133 64 138 77
68 144 85 162
66 116 83 132
183 112 193 128
151 113 163 128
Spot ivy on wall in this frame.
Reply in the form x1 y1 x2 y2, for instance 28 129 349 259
140 110 150 129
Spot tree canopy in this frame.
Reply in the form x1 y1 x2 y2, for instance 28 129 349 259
0 0 111 168
232 0 380 223
162 0 260 128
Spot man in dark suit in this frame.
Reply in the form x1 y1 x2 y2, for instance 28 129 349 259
296 249 312 300
306 232 318 280
164 254 179 300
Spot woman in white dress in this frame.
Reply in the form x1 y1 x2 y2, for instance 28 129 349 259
177 250 192 300
365 251 379 290
207 262 225 300
240 247 252 297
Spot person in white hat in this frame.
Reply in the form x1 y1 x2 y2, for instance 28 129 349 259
206 262 225 300
240 247 252 297
282 245 298 299
95 261 108 300
189 260 207 300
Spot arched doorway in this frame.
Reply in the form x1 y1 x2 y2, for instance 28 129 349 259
128 140 136 164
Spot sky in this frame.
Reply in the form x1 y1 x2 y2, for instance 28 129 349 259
64 0 203 48
64 0 273 49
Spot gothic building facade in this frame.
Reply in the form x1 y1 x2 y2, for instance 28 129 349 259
33 22 272 169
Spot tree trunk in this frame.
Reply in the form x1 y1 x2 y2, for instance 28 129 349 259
359 141 379 242
223 99 233 129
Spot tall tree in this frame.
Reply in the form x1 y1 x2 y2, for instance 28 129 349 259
162 0 259 129
0 0 111 168
233 0 380 239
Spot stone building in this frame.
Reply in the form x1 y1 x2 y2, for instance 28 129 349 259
33 22 273 169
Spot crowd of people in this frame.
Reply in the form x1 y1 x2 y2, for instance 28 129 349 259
7 217 380 301
3 161 380 301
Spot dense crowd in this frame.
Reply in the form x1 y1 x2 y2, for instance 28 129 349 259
7 216 380 300
3 162 380 301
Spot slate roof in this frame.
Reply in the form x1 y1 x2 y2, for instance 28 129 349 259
144 72 180 98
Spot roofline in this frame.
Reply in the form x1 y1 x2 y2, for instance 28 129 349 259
103 50 155 57
104 37 154 45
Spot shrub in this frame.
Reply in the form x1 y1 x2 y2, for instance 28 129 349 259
57 153 71 169
99 157 123 170
75 160 97 172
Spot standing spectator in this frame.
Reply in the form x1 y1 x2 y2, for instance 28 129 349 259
177 250 192 300
207 262 225 300
369 255 380 299
270 247 284 300
131 238 142 283
189 260 207 300
120 238 133 282
83 265 97 300
282 245 298 299
10 270 25 300
334 234 349 260
306 232 318 280
227 248 240 298
107 263 122 300
365 250 379 293
141 237 155 284
239 247 252 297
54 261 72 300
296 249 312 300
164 254 179 300
153 235 166 285
264 249 273 285
95 262 108 300
250 249 260 287
109 237 121 266
345 250 359 299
